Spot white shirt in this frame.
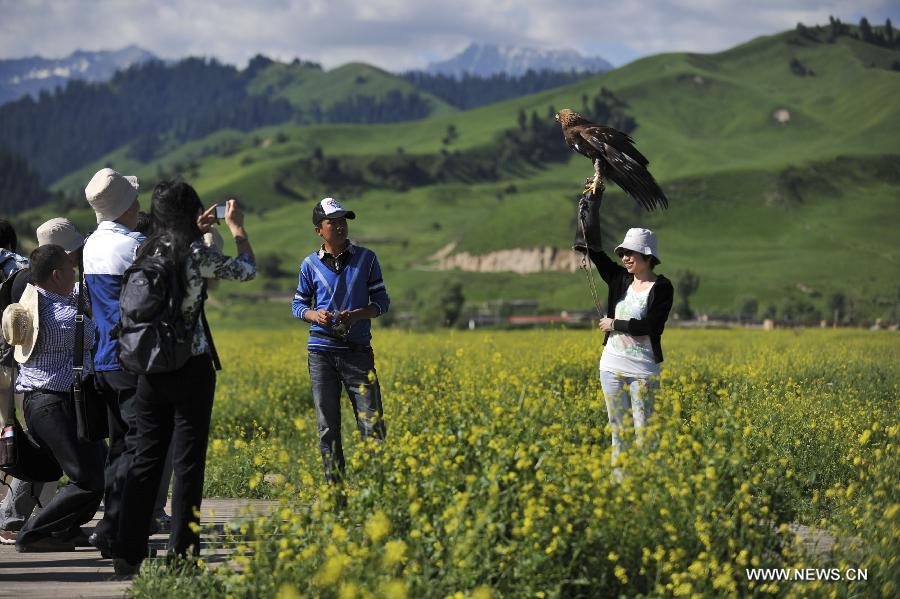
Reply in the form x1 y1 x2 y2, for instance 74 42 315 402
599 284 659 377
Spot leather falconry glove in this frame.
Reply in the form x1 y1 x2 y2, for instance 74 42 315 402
573 178 603 254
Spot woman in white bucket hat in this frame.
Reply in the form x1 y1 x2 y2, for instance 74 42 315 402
580 199 674 472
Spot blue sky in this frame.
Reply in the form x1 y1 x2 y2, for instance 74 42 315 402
1 0 898 70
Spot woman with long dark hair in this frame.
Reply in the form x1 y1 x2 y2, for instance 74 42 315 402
113 181 256 574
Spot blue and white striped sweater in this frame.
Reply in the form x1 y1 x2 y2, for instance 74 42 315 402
291 245 389 352
83 221 144 371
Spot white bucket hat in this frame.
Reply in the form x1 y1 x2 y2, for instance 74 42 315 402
36 218 85 252
85 168 139 223
615 228 660 264
2 283 40 363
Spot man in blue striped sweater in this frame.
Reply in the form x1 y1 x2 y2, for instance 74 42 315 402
81 168 144 554
292 198 390 483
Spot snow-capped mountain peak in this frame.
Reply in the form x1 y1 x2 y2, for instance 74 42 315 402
425 43 612 78
0 46 157 105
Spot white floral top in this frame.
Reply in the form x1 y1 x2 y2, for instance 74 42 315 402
183 242 256 355
599 284 659 377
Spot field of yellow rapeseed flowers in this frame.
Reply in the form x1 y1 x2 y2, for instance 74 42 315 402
131 328 898 598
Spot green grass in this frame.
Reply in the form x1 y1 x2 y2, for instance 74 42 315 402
18 30 900 319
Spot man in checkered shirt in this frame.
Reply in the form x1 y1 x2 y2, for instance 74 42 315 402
13 245 106 553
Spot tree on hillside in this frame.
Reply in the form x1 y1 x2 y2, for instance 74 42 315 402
0 150 54 213
257 253 286 279
442 124 458 146
780 298 820 325
417 280 465 328
676 270 700 320
859 17 874 43
829 292 847 326
736 295 758 324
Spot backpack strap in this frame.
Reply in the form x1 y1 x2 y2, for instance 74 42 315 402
0 254 18 281
200 307 221 371
73 283 85 379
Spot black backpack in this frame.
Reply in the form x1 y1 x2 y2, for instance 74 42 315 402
0 259 29 368
114 252 194 375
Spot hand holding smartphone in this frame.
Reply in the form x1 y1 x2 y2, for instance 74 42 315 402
215 205 227 220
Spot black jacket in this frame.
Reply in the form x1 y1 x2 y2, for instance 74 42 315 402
587 248 673 363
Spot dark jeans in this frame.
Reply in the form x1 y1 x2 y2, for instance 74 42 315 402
115 354 216 564
92 369 138 540
17 390 106 546
308 349 385 482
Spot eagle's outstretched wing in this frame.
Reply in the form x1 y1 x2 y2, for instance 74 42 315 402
580 126 668 211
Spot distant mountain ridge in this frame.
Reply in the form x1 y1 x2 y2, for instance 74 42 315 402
426 43 613 77
0 45 157 105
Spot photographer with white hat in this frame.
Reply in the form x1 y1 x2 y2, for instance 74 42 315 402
81 168 145 555
578 194 674 475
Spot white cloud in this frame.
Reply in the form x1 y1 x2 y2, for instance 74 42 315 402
0 0 897 70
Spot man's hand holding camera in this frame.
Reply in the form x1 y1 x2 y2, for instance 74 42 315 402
306 309 333 326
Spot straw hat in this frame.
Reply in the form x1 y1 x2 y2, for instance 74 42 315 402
85 168 139 223
2 283 40 363
36 218 85 252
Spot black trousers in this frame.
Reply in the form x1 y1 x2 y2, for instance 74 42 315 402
115 354 216 564
92 369 139 540
17 390 106 546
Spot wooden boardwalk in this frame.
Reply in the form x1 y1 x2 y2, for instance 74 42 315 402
0 498 277 599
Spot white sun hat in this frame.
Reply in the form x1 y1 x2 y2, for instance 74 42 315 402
614 228 660 264
2 283 40 363
85 168 139 223
36 218 85 253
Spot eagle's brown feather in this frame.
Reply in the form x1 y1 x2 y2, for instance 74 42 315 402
555 108 668 211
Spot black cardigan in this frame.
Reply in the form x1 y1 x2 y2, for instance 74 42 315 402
587 248 674 363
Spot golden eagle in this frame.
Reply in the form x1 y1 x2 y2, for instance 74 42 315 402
555 109 668 211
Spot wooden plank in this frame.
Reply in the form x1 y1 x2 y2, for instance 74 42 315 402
0 499 277 598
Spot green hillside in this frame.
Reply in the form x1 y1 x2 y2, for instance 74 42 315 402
22 27 900 322
247 61 457 116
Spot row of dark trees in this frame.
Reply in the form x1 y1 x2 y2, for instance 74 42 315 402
795 16 900 49
0 58 295 181
402 69 594 110
0 150 54 214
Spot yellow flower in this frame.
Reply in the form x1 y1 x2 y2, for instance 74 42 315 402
315 553 350 587
339 583 359 599
365 510 391 543
380 579 407 599
382 539 408 568
471 587 493 599
275 584 302 599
